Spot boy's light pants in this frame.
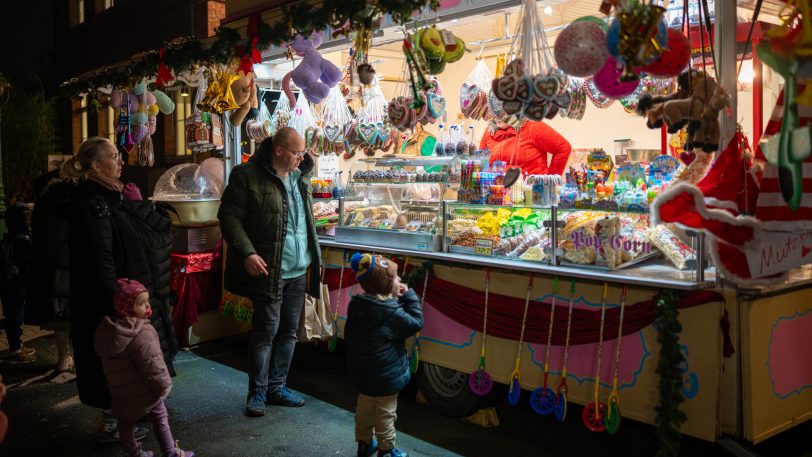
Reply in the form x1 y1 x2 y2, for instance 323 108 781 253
355 393 399 450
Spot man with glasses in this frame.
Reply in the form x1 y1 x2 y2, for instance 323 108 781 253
219 127 322 416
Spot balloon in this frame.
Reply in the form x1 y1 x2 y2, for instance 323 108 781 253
643 29 692 77
574 16 608 32
554 21 610 78
593 56 641 99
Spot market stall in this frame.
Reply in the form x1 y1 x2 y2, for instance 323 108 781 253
58 0 812 453
219 0 803 451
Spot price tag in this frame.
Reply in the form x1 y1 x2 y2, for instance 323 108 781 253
475 239 494 256
442 30 456 47
317 153 339 179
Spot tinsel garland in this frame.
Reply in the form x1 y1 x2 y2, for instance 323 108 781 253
654 290 687 457
60 0 440 97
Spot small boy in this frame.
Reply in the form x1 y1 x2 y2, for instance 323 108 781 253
345 253 424 457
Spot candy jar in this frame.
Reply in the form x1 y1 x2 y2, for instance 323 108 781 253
468 125 477 155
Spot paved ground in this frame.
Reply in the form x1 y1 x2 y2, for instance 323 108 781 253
1 328 810 457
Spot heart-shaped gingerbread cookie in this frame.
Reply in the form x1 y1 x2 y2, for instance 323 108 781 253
533 75 560 101
324 124 342 143
357 123 378 145
427 92 446 119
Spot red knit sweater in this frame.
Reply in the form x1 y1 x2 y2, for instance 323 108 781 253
479 121 571 176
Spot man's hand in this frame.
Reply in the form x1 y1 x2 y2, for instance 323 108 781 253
244 254 269 276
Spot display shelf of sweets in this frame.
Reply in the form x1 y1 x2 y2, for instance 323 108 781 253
337 157 451 252
445 203 554 263
457 160 518 205
555 208 663 271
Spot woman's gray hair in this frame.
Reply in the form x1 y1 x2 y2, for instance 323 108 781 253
61 137 111 179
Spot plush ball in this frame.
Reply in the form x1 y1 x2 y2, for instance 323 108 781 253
554 20 610 78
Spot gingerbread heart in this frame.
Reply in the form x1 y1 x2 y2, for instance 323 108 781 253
357 123 378 145
460 82 479 111
503 58 525 77
387 98 408 128
324 124 342 143
523 101 548 121
503 100 523 115
533 75 560 101
427 92 446 119
376 122 391 142
517 76 532 102
495 75 520 101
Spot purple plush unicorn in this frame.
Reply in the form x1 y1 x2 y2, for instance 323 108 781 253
282 31 343 106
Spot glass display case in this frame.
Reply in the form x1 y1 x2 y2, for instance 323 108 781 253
444 203 695 271
334 156 456 252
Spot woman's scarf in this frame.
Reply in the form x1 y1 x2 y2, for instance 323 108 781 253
486 115 526 136
87 171 124 193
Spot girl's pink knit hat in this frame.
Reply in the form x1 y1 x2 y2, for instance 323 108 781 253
114 278 148 317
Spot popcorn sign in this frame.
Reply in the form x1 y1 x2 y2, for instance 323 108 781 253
571 232 653 254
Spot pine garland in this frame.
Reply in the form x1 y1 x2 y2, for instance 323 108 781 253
654 290 688 457
59 0 439 97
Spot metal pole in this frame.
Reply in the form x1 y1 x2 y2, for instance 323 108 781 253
716 0 738 153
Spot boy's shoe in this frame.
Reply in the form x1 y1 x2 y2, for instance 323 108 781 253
96 423 149 443
378 448 408 457
5 350 36 363
357 438 378 457
245 388 267 416
266 386 305 407
166 441 194 457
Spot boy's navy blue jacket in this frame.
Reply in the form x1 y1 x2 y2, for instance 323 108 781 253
344 289 424 397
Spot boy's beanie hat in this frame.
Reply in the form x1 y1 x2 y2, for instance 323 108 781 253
349 252 398 296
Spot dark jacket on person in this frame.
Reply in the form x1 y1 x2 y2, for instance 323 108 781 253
28 178 73 324
218 151 321 301
344 289 424 397
0 203 32 301
68 179 177 409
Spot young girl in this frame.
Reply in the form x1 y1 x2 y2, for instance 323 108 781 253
94 279 193 457
345 253 424 457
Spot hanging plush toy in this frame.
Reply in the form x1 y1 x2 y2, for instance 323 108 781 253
228 71 257 126
282 32 343 107
110 81 175 146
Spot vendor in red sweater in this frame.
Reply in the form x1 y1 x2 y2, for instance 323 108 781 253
479 92 571 176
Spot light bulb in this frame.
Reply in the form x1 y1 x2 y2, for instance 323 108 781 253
544 5 553 15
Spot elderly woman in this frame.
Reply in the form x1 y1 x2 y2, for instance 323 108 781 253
62 137 177 443
479 91 572 176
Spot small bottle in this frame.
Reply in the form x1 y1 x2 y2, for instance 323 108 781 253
435 124 445 156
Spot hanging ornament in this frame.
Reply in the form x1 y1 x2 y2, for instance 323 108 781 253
606 3 668 81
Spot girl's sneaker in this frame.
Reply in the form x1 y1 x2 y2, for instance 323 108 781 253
96 423 149 443
357 438 378 457
378 448 408 457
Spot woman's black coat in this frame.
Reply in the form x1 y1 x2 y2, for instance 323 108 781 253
68 180 178 409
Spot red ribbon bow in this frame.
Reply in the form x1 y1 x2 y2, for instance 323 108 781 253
236 13 262 76
156 48 174 89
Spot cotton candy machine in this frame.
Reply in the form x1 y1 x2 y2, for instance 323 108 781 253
151 158 224 252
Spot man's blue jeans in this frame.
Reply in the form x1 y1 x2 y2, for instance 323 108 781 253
248 274 306 392
2 296 25 352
